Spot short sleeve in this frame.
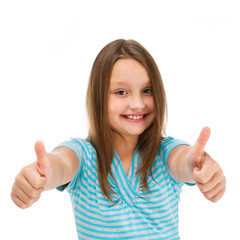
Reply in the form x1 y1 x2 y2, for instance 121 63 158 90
54 138 85 192
160 137 190 185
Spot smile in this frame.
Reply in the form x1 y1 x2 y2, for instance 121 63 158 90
123 114 146 120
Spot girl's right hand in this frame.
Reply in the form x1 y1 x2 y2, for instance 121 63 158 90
11 141 53 209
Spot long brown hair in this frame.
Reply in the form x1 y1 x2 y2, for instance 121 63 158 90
86 39 167 199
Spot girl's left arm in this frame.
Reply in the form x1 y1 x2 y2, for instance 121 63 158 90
168 127 226 202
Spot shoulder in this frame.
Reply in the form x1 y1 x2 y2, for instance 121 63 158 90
70 138 95 151
56 138 97 160
158 136 189 161
160 136 189 151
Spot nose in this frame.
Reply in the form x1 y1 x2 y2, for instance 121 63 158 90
129 94 146 110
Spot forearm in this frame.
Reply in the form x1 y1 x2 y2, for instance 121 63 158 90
43 153 67 191
43 149 79 191
169 146 196 184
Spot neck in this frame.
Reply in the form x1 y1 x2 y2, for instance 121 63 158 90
113 133 139 159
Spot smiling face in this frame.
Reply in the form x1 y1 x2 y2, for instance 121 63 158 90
108 58 156 142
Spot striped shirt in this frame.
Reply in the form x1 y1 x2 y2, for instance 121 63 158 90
57 137 189 240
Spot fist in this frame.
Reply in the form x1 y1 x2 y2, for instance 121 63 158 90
187 127 226 202
11 141 51 209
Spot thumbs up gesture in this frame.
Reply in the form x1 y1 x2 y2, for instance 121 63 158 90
11 141 53 209
186 127 226 202
35 141 52 179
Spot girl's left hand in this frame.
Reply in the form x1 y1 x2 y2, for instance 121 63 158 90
186 127 226 202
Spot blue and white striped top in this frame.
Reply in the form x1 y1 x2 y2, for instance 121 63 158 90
57 137 189 240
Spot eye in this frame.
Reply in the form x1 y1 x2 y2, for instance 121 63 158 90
143 88 153 94
116 90 127 95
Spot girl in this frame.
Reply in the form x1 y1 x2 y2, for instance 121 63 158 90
11 39 226 239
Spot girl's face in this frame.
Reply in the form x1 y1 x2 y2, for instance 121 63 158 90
108 58 156 142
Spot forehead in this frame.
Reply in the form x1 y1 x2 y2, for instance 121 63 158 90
110 58 150 85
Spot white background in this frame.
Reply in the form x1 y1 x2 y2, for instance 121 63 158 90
1 0 239 239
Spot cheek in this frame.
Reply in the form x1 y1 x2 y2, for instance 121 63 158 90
146 97 155 111
108 97 121 122
108 97 126 113
147 98 156 121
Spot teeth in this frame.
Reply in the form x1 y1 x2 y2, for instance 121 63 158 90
125 115 144 119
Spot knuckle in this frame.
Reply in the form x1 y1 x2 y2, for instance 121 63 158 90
11 184 17 194
210 197 218 203
34 195 41 202
223 186 227 194
204 192 212 199
14 174 22 185
28 174 42 189
11 195 27 209
23 202 33 209
223 176 227 185
198 175 207 184
23 196 35 208
213 161 220 170
10 192 16 203
30 188 42 198
28 188 36 197
199 184 208 193
210 187 226 203
211 192 222 203
19 203 28 209
33 178 43 189
21 166 30 175
220 185 226 194
27 196 41 207
217 176 226 189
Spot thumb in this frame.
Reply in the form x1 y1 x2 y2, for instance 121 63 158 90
35 140 48 177
191 127 211 166
193 166 204 184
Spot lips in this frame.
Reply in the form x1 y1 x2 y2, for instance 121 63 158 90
122 114 147 120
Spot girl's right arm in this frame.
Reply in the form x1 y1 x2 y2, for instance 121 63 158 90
11 141 79 209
